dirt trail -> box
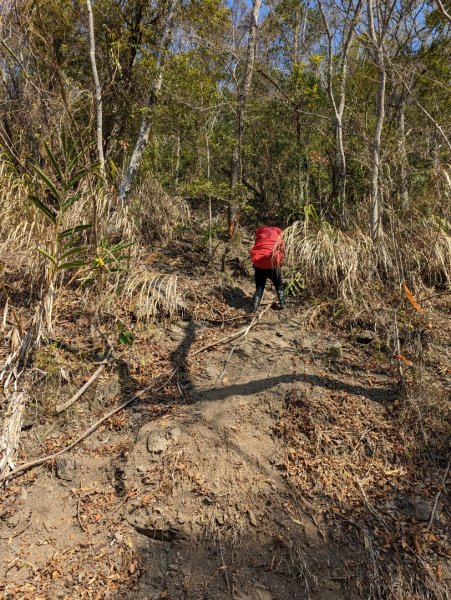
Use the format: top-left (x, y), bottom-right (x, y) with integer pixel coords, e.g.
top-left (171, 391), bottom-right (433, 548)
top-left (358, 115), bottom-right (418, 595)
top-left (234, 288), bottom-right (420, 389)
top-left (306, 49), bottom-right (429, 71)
top-left (1, 278), bottom-right (448, 599)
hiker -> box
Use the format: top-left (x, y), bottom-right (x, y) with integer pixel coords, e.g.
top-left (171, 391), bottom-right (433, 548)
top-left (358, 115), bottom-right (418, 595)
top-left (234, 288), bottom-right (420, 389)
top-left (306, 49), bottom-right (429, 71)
top-left (250, 225), bottom-right (285, 311)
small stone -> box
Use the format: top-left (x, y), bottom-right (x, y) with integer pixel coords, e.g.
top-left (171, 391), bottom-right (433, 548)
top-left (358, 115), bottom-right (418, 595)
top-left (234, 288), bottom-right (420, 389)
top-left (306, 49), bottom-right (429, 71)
top-left (216, 515), bottom-right (224, 526)
top-left (55, 456), bottom-right (77, 481)
top-left (324, 579), bottom-right (342, 591)
top-left (168, 326), bottom-right (185, 342)
top-left (236, 344), bottom-right (253, 358)
top-left (137, 465), bottom-right (147, 473)
top-left (398, 495), bottom-right (435, 522)
top-left (248, 510), bottom-right (258, 527)
top-left (177, 516), bottom-right (185, 524)
top-left (272, 337), bottom-right (290, 348)
top-left (414, 501), bottom-right (434, 522)
top-left (205, 365), bottom-right (220, 379)
top-left (254, 589), bottom-right (273, 600)
top-left (114, 531), bottom-right (123, 543)
top-left (296, 337), bottom-right (313, 351)
top-left (146, 431), bottom-right (169, 454)
top-left (169, 427), bottom-right (181, 441)
top-left (356, 330), bottom-right (376, 344)
top-left (167, 564), bottom-right (179, 571)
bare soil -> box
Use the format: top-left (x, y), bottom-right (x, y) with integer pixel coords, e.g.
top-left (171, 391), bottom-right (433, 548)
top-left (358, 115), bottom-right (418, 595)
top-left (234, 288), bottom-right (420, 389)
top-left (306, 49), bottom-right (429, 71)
top-left (0, 250), bottom-right (449, 599)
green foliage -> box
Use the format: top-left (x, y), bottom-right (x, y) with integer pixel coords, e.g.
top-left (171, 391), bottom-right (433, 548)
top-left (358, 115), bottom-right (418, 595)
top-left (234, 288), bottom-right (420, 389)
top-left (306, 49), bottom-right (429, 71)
top-left (284, 271), bottom-right (305, 297)
top-left (184, 179), bottom-right (229, 201)
top-left (28, 133), bottom-right (96, 274)
top-left (118, 329), bottom-right (135, 345)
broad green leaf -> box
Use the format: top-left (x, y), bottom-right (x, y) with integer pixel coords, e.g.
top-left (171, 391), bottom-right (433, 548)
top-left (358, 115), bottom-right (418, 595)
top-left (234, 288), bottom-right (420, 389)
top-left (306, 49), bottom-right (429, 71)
top-left (37, 247), bottom-right (57, 265)
top-left (62, 191), bottom-right (82, 212)
top-left (118, 330), bottom-right (134, 345)
top-left (29, 194), bottom-right (57, 224)
top-left (56, 260), bottom-right (87, 272)
top-left (110, 241), bottom-right (134, 252)
top-left (66, 168), bottom-right (89, 189)
top-left (66, 150), bottom-right (85, 176)
top-left (59, 246), bottom-right (87, 261)
top-left (58, 224), bottom-right (92, 239)
top-left (31, 164), bottom-right (61, 203)
top-left (43, 140), bottom-right (63, 181)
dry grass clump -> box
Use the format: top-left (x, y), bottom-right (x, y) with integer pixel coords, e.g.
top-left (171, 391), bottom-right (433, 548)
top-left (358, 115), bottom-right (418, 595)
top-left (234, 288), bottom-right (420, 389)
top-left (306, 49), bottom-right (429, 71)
top-left (0, 161), bottom-right (44, 272)
top-left (283, 220), bottom-right (379, 298)
top-left (400, 215), bottom-right (451, 289)
top-left (99, 267), bottom-right (183, 323)
top-left (130, 177), bottom-right (190, 242)
top-left (283, 214), bottom-right (450, 301)
top-left (123, 270), bottom-right (183, 322)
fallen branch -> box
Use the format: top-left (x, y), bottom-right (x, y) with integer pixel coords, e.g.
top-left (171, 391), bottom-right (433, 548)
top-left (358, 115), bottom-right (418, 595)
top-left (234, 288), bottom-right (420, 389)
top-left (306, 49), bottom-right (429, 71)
top-left (0, 370), bottom-right (176, 484)
top-left (55, 349), bottom-right (112, 414)
top-left (1, 305), bottom-right (272, 483)
top-left (191, 303), bottom-right (271, 357)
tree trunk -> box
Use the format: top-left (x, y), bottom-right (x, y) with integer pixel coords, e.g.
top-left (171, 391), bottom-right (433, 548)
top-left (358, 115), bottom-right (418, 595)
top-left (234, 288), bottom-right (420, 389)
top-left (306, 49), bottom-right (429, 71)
top-left (369, 58), bottom-right (386, 241)
top-left (367, 0), bottom-right (386, 241)
top-left (86, 0), bottom-right (105, 179)
top-left (398, 90), bottom-right (409, 208)
top-left (229, 0), bottom-right (263, 236)
top-left (318, 0), bottom-right (362, 216)
top-left (118, 0), bottom-right (178, 205)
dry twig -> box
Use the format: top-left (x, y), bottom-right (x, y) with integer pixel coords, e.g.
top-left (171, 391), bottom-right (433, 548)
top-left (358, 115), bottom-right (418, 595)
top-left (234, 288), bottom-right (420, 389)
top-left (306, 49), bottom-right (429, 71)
top-left (55, 349), bottom-right (112, 414)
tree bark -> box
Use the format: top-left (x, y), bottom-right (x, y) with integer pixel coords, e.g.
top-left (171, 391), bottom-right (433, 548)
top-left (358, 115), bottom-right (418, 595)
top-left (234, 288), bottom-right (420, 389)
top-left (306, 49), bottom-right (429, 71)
top-left (86, 0), bottom-right (105, 179)
top-left (367, 0), bottom-right (386, 241)
top-left (118, 0), bottom-right (178, 205)
top-left (318, 0), bottom-right (362, 215)
top-left (397, 88), bottom-right (409, 208)
top-left (229, 0), bottom-right (263, 236)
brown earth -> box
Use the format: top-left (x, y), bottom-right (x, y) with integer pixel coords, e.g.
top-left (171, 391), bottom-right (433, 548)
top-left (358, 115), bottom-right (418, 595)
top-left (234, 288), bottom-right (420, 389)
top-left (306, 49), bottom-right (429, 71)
top-left (0, 257), bottom-right (449, 599)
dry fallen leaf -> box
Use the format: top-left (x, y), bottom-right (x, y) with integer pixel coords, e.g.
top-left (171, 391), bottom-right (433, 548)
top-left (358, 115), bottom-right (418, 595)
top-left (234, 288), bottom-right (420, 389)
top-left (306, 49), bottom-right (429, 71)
top-left (394, 353), bottom-right (414, 367)
top-left (403, 282), bottom-right (424, 313)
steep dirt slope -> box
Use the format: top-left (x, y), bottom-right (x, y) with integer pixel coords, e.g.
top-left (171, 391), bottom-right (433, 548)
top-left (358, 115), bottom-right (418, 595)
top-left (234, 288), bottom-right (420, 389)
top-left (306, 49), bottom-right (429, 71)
top-left (0, 274), bottom-right (449, 600)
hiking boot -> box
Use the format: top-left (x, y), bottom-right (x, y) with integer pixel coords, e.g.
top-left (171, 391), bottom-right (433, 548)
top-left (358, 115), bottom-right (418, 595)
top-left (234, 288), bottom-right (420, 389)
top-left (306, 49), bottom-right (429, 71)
top-left (277, 288), bottom-right (285, 310)
top-left (252, 290), bottom-right (263, 312)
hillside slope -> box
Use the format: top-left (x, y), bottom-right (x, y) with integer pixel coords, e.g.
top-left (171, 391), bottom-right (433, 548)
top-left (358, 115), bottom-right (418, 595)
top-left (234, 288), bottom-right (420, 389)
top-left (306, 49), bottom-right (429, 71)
top-left (0, 247), bottom-right (449, 600)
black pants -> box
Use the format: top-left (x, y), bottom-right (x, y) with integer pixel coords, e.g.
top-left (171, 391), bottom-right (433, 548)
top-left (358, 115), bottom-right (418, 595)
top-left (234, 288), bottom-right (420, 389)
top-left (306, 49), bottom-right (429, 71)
top-left (254, 267), bottom-right (283, 294)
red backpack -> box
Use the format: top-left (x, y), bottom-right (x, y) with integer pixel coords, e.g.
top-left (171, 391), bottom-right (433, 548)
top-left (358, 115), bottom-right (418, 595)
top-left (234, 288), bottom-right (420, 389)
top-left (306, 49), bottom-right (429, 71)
top-left (250, 226), bottom-right (284, 269)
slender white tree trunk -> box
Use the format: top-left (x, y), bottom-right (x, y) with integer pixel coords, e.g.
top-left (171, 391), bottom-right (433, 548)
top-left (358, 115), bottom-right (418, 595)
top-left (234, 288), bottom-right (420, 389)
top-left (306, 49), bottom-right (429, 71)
top-left (119, 0), bottom-right (178, 205)
top-left (86, 0), bottom-right (105, 178)
top-left (367, 0), bottom-right (386, 241)
top-left (318, 0), bottom-right (362, 213)
top-left (398, 90), bottom-right (409, 208)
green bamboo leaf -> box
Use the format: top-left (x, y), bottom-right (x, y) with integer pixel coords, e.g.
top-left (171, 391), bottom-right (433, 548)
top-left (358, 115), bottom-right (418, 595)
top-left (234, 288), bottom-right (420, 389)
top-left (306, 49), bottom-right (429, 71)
top-left (113, 254), bottom-right (131, 262)
top-left (59, 246), bottom-right (87, 261)
top-left (43, 140), bottom-right (63, 181)
top-left (37, 247), bottom-right (57, 265)
top-left (58, 224), bottom-right (92, 239)
top-left (66, 150), bottom-right (84, 175)
top-left (66, 168), bottom-right (89, 190)
top-left (30, 164), bottom-right (61, 203)
top-left (62, 191), bottom-right (82, 212)
top-left (29, 194), bottom-right (57, 224)
top-left (56, 260), bottom-right (87, 272)
top-left (110, 241), bottom-right (134, 252)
